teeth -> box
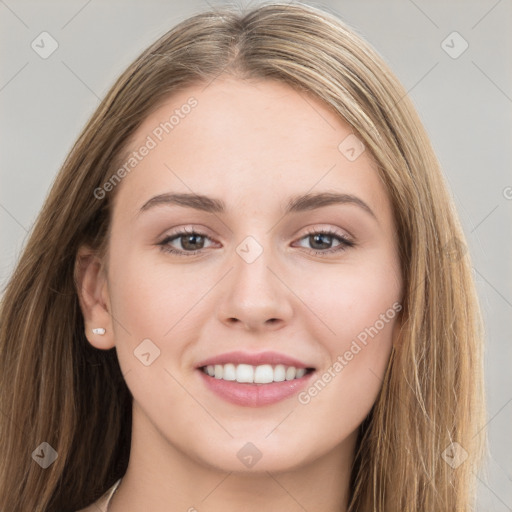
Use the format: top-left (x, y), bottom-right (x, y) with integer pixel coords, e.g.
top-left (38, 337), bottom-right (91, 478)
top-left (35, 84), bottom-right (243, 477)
top-left (296, 368), bottom-right (306, 378)
top-left (254, 364), bottom-right (273, 384)
top-left (223, 363), bottom-right (236, 381)
top-left (202, 363), bottom-right (310, 383)
top-left (274, 364), bottom-right (286, 382)
top-left (236, 364), bottom-right (254, 383)
top-left (285, 367), bottom-right (296, 380)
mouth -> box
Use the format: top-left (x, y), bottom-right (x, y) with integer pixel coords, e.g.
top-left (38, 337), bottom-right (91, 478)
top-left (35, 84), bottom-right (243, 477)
top-left (195, 351), bottom-right (316, 407)
top-left (199, 363), bottom-right (315, 384)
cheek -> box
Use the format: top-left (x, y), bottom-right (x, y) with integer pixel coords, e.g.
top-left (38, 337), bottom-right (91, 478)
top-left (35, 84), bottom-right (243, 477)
top-left (106, 247), bottom-right (193, 354)
top-left (109, 232), bottom-right (192, 306)
top-left (303, 255), bottom-right (401, 348)
top-left (296, 259), bottom-right (400, 406)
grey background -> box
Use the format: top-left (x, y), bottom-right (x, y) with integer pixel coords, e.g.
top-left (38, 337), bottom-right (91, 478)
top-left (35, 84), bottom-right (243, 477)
top-left (1, 0), bottom-right (511, 509)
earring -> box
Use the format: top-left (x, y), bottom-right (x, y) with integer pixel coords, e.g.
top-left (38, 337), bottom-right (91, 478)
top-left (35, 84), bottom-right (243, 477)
top-left (92, 327), bottom-right (106, 335)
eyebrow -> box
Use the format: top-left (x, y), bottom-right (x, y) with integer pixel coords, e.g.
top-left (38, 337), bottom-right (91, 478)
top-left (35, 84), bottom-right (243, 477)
top-left (138, 191), bottom-right (377, 220)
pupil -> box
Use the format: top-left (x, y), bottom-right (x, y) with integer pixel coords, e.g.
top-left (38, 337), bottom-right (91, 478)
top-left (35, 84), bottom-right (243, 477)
top-left (183, 234), bottom-right (203, 250)
top-left (311, 234), bottom-right (330, 250)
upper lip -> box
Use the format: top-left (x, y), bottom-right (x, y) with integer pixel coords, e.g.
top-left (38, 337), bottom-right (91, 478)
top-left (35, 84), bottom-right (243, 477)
top-left (196, 351), bottom-right (314, 369)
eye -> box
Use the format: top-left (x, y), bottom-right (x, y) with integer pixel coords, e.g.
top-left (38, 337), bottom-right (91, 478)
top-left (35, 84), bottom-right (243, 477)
top-left (157, 226), bottom-right (355, 257)
top-left (293, 227), bottom-right (355, 256)
top-left (157, 227), bottom-right (215, 256)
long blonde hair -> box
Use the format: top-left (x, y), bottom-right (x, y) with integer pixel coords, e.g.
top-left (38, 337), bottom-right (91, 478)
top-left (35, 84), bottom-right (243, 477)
top-left (0, 2), bottom-right (486, 510)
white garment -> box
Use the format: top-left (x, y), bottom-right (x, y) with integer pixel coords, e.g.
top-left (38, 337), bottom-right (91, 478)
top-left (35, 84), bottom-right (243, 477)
top-left (78, 479), bottom-right (122, 512)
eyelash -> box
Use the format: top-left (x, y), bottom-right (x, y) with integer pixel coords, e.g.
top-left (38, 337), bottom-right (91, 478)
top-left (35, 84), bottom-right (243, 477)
top-left (157, 226), bottom-right (355, 258)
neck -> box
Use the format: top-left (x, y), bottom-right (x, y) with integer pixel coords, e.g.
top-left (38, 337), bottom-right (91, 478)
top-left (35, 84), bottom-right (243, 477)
top-left (110, 402), bottom-right (357, 512)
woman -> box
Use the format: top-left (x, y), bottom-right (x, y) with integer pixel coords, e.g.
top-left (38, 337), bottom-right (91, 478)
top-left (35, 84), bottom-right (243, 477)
top-left (0, 2), bottom-right (486, 511)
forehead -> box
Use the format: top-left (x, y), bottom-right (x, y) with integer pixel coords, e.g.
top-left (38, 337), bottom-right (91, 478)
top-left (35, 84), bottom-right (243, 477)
top-left (111, 77), bottom-right (390, 222)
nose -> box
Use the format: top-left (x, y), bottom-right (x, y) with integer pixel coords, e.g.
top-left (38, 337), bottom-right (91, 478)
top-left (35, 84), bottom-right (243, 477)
top-left (215, 239), bottom-right (294, 332)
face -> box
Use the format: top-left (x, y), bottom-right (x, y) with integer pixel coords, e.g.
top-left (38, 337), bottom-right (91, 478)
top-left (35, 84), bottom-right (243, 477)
top-left (84, 76), bottom-right (403, 474)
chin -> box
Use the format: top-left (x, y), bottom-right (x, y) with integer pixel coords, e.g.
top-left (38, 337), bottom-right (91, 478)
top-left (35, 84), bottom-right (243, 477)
top-left (187, 434), bottom-right (316, 474)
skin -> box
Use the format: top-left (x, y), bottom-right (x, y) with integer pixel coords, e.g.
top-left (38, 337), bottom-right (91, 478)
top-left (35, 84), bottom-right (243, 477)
top-left (77, 76), bottom-right (403, 512)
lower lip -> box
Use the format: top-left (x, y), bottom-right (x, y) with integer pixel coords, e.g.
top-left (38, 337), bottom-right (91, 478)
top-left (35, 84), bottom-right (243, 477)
top-left (198, 369), bottom-right (315, 407)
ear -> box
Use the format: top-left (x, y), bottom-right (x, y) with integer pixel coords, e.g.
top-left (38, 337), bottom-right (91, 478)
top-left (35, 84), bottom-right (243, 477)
top-left (75, 245), bottom-right (115, 350)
